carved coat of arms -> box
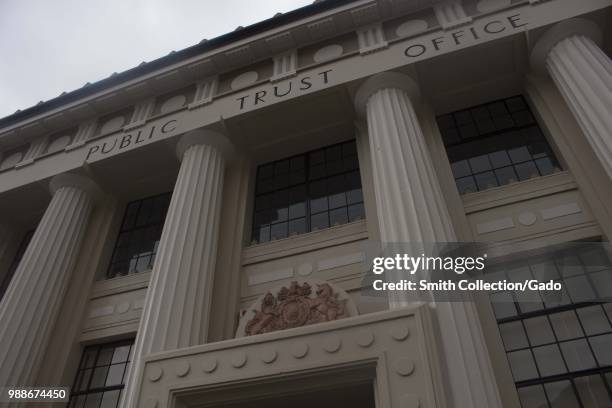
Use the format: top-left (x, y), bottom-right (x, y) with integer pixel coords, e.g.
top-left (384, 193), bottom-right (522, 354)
top-left (244, 281), bottom-right (348, 336)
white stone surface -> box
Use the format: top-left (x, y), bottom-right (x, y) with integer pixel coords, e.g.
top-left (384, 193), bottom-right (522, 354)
top-left (0, 174), bottom-right (96, 388)
top-left (355, 72), bottom-right (502, 408)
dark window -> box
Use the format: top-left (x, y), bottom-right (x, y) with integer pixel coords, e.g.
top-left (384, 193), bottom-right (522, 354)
top-left (0, 230), bottom-right (34, 300)
top-left (252, 140), bottom-right (365, 244)
top-left (107, 193), bottom-right (171, 278)
top-left (489, 246), bottom-right (612, 407)
top-left (69, 339), bottom-right (134, 408)
top-left (437, 96), bottom-right (562, 194)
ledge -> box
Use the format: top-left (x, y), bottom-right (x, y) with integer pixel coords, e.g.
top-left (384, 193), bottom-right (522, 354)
top-left (242, 219), bottom-right (368, 265)
top-left (90, 271), bottom-right (151, 299)
top-left (462, 171), bottom-right (576, 214)
top-left (136, 305), bottom-right (442, 408)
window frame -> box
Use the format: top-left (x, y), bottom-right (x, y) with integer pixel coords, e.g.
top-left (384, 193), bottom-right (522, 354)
top-left (69, 339), bottom-right (134, 408)
top-left (106, 192), bottom-right (171, 279)
top-left (250, 139), bottom-right (365, 244)
top-left (437, 95), bottom-right (562, 195)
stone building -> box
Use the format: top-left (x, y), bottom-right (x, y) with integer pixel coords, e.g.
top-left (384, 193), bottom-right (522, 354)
top-left (0, 0), bottom-right (611, 407)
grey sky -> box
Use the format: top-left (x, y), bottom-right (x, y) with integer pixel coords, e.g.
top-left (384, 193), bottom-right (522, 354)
top-left (0, 0), bottom-right (312, 119)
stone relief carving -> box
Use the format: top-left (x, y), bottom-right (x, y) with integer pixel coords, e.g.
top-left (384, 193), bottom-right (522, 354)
top-left (236, 280), bottom-right (357, 337)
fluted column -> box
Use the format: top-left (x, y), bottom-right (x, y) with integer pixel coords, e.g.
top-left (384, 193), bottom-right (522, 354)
top-left (0, 224), bottom-right (14, 297)
top-left (531, 18), bottom-right (612, 179)
top-left (0, 173), bottom-right (99, 388)
top-left (355, 72), bottom-right (502, 408)
top-left (0, 224), bottom-right (13, 269)
top-left (122, 129), bottom-right (233, 408)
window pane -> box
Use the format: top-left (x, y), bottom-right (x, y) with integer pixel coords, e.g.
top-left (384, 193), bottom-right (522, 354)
top-left (328, 193), bottom-right (346, 209)
top-left (494, 166), bottom-right (518, 185)
top-left (475, 172), bottom-right (498, 190)
top-left (97, 348), bottom-right (114, 366)
top-left (565, 276), bottom-right (597, 303)
top-left (310, 197), bottom-right (328, 214)
top-left (499, 321), bottom-right (528, 351)
top-left (90, 366), bottom-right (109, 388)
top-left (575, 375), bottom-right (612, 408)
top-left (451, 160), bottom-right (471, 178)
top-left (288, 218), bottom-right (307, 236)
top-left (105, 364), bottom-right (125, 386)
top-left (469, 155), bottom-right (491, 173)
top-left (550, 311), bottom-right (583, 341)
top-left (329, 208), bottom-right (348, 226)
top-left (560, 339), bottom-right (596, 371)
top-left (544, 381), bottom-right (579, 408)
top-left (524, 316), bottom-right (555, 346)
top-left (100, 390), bottom-right (121, 408)
top-left (270, 223), bottom-right (288, 240)
top-left (518, 385), bottom-right (548, 408)
top-left (84, 393), bottom-right (103, 408)
top-left (311, 213), bottom-right (329, 231)
top-left (507, 349), bottom-right (538, 382)
top-left (348, 203), bottom-right (365, 222)
top-left (347, 189), bottom-right (363, 205)
top-left (456, 176), bottom-right (477, 194)
top-left (515, 161), bottom-right (539, 181)
top-left (288, 202), bottom-right (306, 219)
top-left (590, 270), bottom-right (612, 298)
top-left (490, 292), bottom-right (517, 319)
top-left (577, 306), bottom-right (610, 335)
top-left (589, 334), bottom-right (612, 366)
top-left (533, 344), bottom-right (566, 376)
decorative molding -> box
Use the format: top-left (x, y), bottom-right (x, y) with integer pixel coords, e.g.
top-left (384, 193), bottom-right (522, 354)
top-left (356, 24), bottom-right (388, 54)
top-left (317, 252), bottom-right (365, 271)
top-left (349, 3), bottom-right (380, 26)
top-left (65, 119), bottom-right (97, 151)
top-left (230, 71), bottom-right (259, 90)
top-left (188, 76), bottom-right (219, 109)
top-left (540, 202), bottom-right (582, 220)
top-left (434, 1), bottom-right (472, 30)
top-left (125, 98), bottom-right (155, 130)
top-left (395, 19), bottom-right (428, 38)
top-left (247, 267), bottom-right (294, 286)
top-left (271, 50), bottom-right (298, 82)
top-left (236, 279), bottom-right (357, 337)
top-left (313, 44), bottom-right (344, 63)
top-left (16, 136), bottom-right (49, 167)
top-left (307, 18), bottom-right (336, 40)
top-left (138, 308), bottom-right (434, 408)
top-left (476, 218), bottom-right (515, 234)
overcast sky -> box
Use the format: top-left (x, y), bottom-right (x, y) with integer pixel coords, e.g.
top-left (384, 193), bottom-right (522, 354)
top-left (0, 0), bottom-right (312, 119)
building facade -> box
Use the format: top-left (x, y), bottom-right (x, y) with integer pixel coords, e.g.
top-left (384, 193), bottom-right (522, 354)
top-left (0, 0), bottom-right (611, 407)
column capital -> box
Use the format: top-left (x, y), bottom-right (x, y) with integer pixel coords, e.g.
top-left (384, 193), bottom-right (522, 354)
top-left (49, 173), bottom-right (102, 201)
top-left (354, 71), bottom-right (420, 116)
top-left (530, 18), bottom-right (602, 74)
top-left (176, 129), bottom-right (235, 161)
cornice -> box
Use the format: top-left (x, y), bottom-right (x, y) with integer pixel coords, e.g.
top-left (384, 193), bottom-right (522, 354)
top-left (0, 0), bottom-right (443, 140)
